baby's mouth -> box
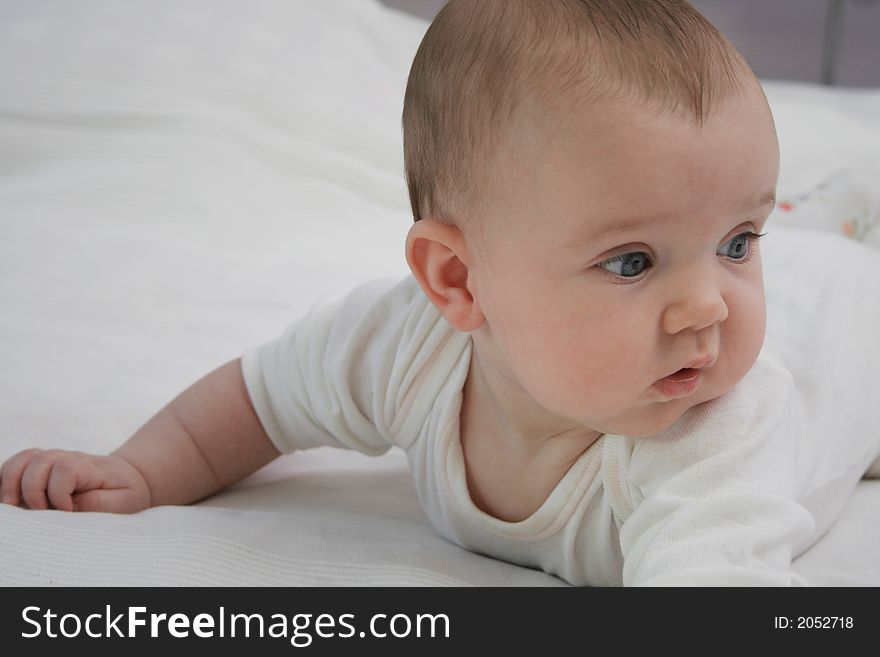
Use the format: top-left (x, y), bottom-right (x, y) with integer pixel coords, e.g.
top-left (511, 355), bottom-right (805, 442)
top-left (653, 367), bottom-right (704, 399)
top-left (661, 367), bottom-right (702, 382)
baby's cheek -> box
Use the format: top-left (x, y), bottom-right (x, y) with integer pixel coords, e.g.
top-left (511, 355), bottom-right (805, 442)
top-left (517, 302), bottom-right (642, 404)
top-left (717, 293), bottom-right (766, 390)
top-left (730, 284), bottom-right (766, 348)
top-left (550, 338), bottom-right (633, 398)
top-left (730, 325), bottom-right (765, 383)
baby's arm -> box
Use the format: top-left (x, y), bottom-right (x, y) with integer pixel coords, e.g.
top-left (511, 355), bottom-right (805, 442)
top-left (0, 359), bottom-right (280, 513)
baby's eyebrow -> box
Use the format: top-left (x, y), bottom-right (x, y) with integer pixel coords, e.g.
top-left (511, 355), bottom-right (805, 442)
top-left (576, 214), bottom-right (675, 246)
top-left (760, 190), bottom-right (777, 211)
top-left (565, 190), bottom-right (777, 249)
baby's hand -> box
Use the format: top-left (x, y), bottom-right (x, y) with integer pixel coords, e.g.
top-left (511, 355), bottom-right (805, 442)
top-left (0, 449), bottom-right (151, 513)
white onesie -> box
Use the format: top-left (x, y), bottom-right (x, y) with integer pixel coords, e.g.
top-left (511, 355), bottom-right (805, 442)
top-left (241, 240), bottom-right (880, 585)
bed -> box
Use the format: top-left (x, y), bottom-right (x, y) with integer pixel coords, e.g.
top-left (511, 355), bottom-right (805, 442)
top-left (1, 0), bottom-right (878, 586)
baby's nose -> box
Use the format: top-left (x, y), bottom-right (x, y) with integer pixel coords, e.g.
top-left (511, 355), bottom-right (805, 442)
top-left (661, 287), bottom-right (729, 334)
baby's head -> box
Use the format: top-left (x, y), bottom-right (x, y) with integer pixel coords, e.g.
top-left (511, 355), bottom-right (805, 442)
top-left (403, 0), bottom-right (779, 438)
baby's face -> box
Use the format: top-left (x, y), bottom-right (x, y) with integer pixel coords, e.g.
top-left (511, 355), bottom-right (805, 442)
top-left (468, 86), bottom-right (779, 437)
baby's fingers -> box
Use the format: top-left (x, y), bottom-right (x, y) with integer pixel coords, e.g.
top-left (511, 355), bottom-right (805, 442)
top-left (46, 455), bottom-right (101, 512)
top-left (19, 451), bottom-right (65, 510)
top-left (0, 448), bottom-right (43, 507)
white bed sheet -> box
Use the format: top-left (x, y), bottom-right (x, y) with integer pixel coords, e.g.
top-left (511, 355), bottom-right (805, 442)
top-left (1, 0), bottom-right (878, 586)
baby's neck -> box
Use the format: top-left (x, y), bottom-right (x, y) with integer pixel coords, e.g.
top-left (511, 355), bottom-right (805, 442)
top-left (464, 346), bottom-right (602, 464)
top-left (458, 346), bottom-right (602, 522)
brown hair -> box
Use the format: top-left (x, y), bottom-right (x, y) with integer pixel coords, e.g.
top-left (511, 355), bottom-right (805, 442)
top-left (401, 0), bottom-right (756, 233)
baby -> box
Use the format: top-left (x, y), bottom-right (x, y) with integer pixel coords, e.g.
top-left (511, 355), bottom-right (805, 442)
top-left (2, 0), bottom-right (880, 586)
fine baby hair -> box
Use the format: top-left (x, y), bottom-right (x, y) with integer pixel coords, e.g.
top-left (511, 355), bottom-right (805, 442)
top-left (402, 0), bottom-right (755, 234)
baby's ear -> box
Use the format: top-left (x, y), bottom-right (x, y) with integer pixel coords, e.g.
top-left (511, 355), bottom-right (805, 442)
top-left (405, 219), bottom-right (484, 331)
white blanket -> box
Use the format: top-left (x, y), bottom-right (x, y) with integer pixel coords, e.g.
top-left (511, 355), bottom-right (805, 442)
top-left (1, 0), bottom-right (878, 586)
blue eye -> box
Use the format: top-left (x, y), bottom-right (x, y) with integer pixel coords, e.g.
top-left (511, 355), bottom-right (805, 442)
top-left (718, 231), bottom-right (764, 260)
top-left (598, 251), bottom-right (651, 278)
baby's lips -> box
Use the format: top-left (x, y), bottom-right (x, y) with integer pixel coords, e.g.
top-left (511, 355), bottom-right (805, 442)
top-left (661, 368), bottom-right (701, 382)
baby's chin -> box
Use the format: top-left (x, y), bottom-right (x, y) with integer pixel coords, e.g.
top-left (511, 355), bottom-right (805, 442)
top-left (604, 392), bottom-right (722, 439)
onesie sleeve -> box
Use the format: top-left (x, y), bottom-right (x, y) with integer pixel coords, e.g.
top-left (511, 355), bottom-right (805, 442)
top-left (614, 348), bottom-right (816, 586)
top-left (239, 276), bottom-right (426, 456)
